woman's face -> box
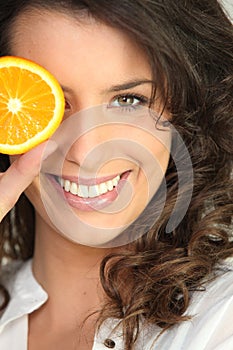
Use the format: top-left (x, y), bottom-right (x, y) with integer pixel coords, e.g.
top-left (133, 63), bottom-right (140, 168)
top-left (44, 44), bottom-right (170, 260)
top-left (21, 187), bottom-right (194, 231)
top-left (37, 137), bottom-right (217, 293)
top-left (10, 9), bottom-right (171, 247)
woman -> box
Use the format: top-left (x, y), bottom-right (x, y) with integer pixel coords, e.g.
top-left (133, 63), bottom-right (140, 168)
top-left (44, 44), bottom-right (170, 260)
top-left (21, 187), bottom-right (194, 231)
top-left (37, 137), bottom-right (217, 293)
top-left (0, 0), bottom-right (232, 349)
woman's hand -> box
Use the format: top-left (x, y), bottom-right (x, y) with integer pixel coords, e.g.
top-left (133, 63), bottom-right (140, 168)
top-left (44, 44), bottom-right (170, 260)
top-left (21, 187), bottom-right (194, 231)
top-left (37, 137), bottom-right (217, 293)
top-left (0, 141), bottom-right (56, 222)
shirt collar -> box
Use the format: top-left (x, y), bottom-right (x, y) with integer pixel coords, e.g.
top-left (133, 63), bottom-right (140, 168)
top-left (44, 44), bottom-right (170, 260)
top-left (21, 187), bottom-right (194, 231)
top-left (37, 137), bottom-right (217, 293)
top-left (0, 260), bottom-right (48, 331)
top-left (0, 260), bottom-right (159, 348)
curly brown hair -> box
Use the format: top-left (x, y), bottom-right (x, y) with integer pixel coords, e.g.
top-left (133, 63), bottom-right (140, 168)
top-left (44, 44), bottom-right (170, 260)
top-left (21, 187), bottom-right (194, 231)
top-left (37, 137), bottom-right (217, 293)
top-left (0, 1), bottom-right (232, 349)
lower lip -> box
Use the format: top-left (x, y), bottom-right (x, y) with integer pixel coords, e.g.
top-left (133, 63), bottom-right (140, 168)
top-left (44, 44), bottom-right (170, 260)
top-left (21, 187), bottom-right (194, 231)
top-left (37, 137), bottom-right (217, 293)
top-left (47, 172), bottom-right (130, 212)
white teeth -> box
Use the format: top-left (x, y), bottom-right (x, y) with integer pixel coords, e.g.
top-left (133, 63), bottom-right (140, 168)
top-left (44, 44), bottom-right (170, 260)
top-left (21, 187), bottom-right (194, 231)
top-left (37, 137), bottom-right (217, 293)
top-left (112, 175), bottom-right (120, 186)
top-left (79, 184), bottom-right (89, 198)
top-left (88, 185), bottom-right (99, 198)
top-left (59, 178), bottom-right (64, 187)
top-left (58, 175), bottom-right (121, 198)
top-left (98, 182), bottom-right (108, 195)
top-left (77, 186), bottom-right (83, 197)
top-left (106, 180), bottom-right (114, 191)
top-left (64, 180), bottom-right (71, 192)
top-left (70, 182), bottom-right (78, 195)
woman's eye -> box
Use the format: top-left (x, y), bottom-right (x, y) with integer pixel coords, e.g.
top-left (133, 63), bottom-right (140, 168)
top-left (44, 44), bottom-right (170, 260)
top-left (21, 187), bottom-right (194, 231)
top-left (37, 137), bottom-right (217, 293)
top-left (110, 94), bottom-right (148, 109)
top-left (114, 96), bottom-right (139, 107)
top-left (65, 99), bottom-right (71, 110)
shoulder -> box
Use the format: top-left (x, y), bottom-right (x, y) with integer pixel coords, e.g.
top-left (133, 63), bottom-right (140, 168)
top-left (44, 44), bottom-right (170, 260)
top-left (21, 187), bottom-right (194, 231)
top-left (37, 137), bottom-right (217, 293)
top-left (189, 262), bottom-right (233, 326)
top-left (152, 261), bottom-right (233, 350)
top-left (0, 260), bottom-right (25, 285)
top-left (0, 260), bottom-right (26, 320)
top-left (0, 258), bottom-right (46, 300)
top-left (0, 259), bottom-right (47, 332)
top-left (0, 260), bottom-right (26, 301)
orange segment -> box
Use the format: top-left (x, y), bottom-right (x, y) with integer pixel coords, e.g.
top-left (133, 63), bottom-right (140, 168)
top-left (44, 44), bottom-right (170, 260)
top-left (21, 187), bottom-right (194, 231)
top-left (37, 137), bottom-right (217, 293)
top-left (0, 56), bottom-right (65, 154)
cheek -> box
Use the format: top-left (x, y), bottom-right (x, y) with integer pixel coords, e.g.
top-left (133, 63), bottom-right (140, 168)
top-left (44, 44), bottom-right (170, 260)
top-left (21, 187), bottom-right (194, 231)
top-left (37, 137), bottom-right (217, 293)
top-left (139, 137), bottom-right (171, 176)
top-left (138, 140), bottom-right (170, 205)
top-left (156, 145), bottom-right (170, 173)
top-left (140, 146), bottom-right (170, 198)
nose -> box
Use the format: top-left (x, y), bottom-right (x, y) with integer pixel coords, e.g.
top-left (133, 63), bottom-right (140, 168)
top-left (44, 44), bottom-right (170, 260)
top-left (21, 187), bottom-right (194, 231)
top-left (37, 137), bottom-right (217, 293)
top-left (67, 128), bottom-right (103, 165)
top-left (62, 106), bottom-right (115, 173)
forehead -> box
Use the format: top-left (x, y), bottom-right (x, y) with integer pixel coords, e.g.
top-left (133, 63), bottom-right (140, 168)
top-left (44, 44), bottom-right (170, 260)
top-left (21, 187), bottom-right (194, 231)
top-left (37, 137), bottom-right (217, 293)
top-left (10, 8), bottom-right (151, 69)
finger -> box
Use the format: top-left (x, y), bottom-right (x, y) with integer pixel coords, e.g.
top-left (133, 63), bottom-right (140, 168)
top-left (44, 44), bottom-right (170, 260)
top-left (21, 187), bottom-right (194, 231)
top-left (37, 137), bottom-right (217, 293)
top-left (0, 140), bottom-right (57, 221)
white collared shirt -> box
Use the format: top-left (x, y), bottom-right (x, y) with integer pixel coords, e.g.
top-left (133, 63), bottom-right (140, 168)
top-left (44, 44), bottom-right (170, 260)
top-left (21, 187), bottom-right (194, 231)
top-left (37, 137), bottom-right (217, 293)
top-left (1, 259), bottom-right (233, 349)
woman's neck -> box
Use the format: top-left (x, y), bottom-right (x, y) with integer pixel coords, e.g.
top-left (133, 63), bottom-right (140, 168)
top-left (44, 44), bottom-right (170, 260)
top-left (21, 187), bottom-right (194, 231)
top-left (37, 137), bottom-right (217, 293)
top-left (31, 213), bottom-right (112, 329)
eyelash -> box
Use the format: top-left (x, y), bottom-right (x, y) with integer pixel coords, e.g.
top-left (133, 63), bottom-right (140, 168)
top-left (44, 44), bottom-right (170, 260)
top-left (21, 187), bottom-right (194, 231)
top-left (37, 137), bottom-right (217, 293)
top-left (109, 93), bottom-right (150, 112)
top-left (64, 93), bottom-right (150, 112)
top-left (65, 99), bottom-right (71, 110)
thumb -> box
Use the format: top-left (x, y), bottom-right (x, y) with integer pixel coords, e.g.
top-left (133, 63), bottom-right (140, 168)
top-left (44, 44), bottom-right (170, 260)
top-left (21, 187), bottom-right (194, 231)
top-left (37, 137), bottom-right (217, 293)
top-left (0, 140), bottom-right (57, 221)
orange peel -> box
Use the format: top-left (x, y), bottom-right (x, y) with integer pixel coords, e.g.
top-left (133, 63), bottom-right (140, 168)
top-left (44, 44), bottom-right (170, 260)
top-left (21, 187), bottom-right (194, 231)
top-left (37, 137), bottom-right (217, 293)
top-left (0, 56), bottom-right (64, 154)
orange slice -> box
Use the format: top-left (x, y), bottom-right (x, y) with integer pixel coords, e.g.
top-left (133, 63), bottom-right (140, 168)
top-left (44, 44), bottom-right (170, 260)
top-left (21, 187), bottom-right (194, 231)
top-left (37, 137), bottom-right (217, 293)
top-left (0, 56), bottom-right (65, 155)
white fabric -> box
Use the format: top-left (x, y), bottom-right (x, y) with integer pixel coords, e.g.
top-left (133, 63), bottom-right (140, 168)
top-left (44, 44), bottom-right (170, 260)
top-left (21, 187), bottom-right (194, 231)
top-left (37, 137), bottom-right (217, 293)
top-left (221, 0), bottom-right (233, 21)
top-left (1, 259), bottom-right (233, 349)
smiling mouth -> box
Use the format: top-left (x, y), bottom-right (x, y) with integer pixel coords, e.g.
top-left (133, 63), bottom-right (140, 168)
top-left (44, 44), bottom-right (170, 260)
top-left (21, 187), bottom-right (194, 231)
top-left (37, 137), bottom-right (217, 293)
top-left (45, 171), bottom-right (131, 212)
top-left (55, 174), bottom-right (121, 198)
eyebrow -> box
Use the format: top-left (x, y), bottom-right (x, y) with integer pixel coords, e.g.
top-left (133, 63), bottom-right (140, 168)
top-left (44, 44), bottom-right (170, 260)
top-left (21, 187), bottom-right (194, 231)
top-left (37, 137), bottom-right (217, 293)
top-left (60, 79), bottom-right (154, 95)
top-left (60, 85), bottom-right (74, 93)
top-left (105, 79), bottom-right (154, 93)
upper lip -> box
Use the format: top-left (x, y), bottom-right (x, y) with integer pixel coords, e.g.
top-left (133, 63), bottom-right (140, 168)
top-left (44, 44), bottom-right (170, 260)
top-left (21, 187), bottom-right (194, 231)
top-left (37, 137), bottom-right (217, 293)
top-left (51, 171), bottom-right (129, 186)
